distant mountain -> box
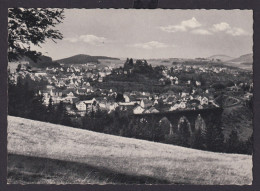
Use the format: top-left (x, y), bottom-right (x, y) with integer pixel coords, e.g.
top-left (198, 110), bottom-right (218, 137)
top-left (207, 55), bottom-right (234, 62)
top-left (55, 54), bottom-right (120, 64)
top-left (228, 53), bottom-right (253, 63)
top-left (18, 55), bottom-right (60, 68)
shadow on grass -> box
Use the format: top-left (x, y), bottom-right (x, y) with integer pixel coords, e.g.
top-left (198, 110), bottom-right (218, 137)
top-left (8, 153), bottom-right (172, 184)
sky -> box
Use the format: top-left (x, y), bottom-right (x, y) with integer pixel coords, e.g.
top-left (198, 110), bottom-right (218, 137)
top-left (33, 9), bottom-right (253, 60)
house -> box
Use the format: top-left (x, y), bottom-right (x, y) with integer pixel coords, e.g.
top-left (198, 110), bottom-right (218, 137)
top-left (173, 76), bottom-right (178, 81)
top-left (98, 77), bottom-right (103, 82)
top-left (99, 100), bottom-right (108, 110)
top-left (133, 105), bottom-right (145, 114)
top-left (99, 72), bottom-right (106, 77)
top-left (181, 92), bottom-right (188, 98)
top-left (200, 97), bottom-right (209, 105)
top-left (50, 89), bottom-right (62, 97)
top-left (153, 99), bottom-right (159, 105)
top-left (67, 92), bottom-right (75, 97)
top-left (140, 99), bottom-right (153, 108)
top-left (76, 101), bottom-right (87, 111)
top-left (76, 89), bottom-right (86, 95)
top-left (196, 81), bottom-right (201, 86)
top-left (63, 96), bottom-right (79, 104)
top-left (169, 104), bottom-right (179, 111)
top-left (107, 102), bottom-right (119, 112)
top-left (179, 101), bottom-right (186, 109)
top-left (123, 93), bottom-right (131, 103)
top-left (144, 107), bottom-right (159, 114)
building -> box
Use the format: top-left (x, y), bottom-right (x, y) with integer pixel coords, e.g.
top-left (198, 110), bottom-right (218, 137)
top-left (76, 101), bottom-right (87, 111)
top-left (133, 106), bottom-right (145, 114)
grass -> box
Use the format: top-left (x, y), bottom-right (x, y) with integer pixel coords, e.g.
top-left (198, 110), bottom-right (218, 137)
top-left (8, 154), bottom-right (169, 184)
top-left (7, 116), bottom-right (252, 184)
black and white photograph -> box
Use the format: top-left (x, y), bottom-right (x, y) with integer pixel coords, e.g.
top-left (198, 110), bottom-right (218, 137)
top-left (7, 8), bottom-right (253, 185)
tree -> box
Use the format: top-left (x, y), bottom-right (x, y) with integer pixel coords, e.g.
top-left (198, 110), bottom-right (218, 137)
top-left (178, 118), bottom-right (191, 147)
top-left (46, 96), bottom-right (55, 122)
top-left (205, 113), bottom-right (225, 152)
top-left (226, 129), bottom-right (240, 153)
top-left (55, 101), bottom-right (72, 126)
top-left (191, 128), bottom-right (205, 150)
top-left (115, 93), bottom-right (125, 102)
top-left (8, 8), bottom-right (64, 62)
top-left (16, 64), bottom-right (21, 72)
top-left (246, 134), bottom-right (253, 154)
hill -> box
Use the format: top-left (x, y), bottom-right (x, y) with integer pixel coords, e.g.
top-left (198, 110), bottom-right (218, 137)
top-left (228, 53), bottom-right (253, 63)
top-left (55, 54), bottom-right (120, 64)
top-left (7, 116), bottom-right (252, 184)
top-left (208, 55), bottom-right (234, 62)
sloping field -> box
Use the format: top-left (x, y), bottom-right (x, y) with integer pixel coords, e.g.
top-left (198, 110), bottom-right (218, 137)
top-left (7, 116), bottom-right (252, 185)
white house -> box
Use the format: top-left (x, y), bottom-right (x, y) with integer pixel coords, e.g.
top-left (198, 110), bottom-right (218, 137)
top-left (133, 106), bottom-right (145, 114)
top-left (179, 101), bottom-right (186, 109)
top-left (67, 92), bottom-right (75, 97)
top-left (123, 93), bottom-right (131, 103)
top-left (200, 97), bottom-right (209, 105)
top-left (196, 81), bottom-right (201, 86)
top-left (144, 107), bottom-right (159, 114)
top-left (169, 104), bottom-right (179, 111)
top-left (76, 101), bottom-right (87, 111)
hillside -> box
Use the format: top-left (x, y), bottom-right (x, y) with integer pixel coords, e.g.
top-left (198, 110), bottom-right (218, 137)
top-left (55, 54), bottom-right (120, 64)
top-left (228, 53), bottom-right (253, 63)
top-left (208, 55), bottom-right (234, 62)
top-left (7, 116), bottom-right (252, 184)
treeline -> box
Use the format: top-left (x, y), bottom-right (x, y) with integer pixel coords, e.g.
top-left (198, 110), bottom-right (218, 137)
top-left (8, 76), bottom-right (72, 126)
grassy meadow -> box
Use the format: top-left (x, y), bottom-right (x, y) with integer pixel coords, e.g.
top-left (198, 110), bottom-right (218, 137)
top-left (7, 116), bottom-right (252, 184)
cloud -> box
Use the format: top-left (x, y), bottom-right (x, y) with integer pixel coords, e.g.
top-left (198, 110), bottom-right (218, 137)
top-left (211, 22), bottom-right (249, 36)
top-left (63, 37), bottom-right (78, 43)
top-left (129, 41), bottom-right (175, 49)
top-left (226, 27), bottom-right (249, 36)
top-left (160, 17), bottom-right (201, 33)
top-left (191, 29), bottom-right (213, 35)
top-left (160, 19), bottom-right (250, 37)
top-left (79, 34), bottom-right (106, 45)
top-left (64, 34), bottom-right (107, 45)
top-left (212, 22), bottom-right (231, 32)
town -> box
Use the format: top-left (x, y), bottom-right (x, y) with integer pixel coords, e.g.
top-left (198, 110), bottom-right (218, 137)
top-left (8, 58), bottom-right (253, 117)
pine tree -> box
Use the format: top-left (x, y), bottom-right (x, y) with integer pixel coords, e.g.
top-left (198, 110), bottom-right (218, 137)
top-left (47, 96), bottom-right (55, 122)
